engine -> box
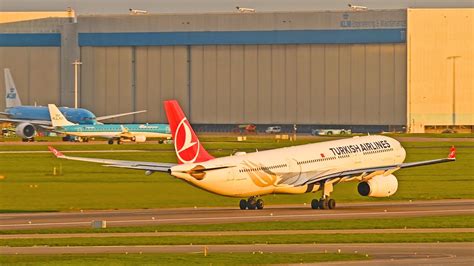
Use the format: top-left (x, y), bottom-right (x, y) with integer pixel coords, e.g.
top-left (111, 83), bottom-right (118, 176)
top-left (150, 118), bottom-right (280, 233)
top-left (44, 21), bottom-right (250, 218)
top-left (357, 174), bottom-right (398, 198)
top-left (132, 135), bottom-right (147, 143)
top-left (15, 123), bottom-right (36, 139)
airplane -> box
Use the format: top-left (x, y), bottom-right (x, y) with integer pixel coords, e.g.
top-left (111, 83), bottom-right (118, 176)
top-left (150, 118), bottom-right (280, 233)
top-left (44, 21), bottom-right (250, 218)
top-left (236, 6), bottom-right (256, 13)
top-left (1, 68), bottom-right (146, 140)
top-left (48, 100), bottom-right (456, 210)
top-left (348, 4), bottom-right (368, 11)
top-left (48, 104), bottom-right (171, 144)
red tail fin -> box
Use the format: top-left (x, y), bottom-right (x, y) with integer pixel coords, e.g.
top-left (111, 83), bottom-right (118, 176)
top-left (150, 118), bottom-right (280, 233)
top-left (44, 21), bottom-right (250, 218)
top-left (164, 100), bottom-right (214, 164)
top-left (448, 146), bottom-right (456, 159)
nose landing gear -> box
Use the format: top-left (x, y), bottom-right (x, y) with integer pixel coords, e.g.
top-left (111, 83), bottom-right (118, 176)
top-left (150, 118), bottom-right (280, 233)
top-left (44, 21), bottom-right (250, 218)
top-left (239, 196), bottom-right (264, 210)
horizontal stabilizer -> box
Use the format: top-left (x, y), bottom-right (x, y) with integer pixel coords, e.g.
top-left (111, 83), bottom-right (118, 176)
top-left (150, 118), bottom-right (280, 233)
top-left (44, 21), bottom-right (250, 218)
top-left (96, 110), bottom-right (147, 121)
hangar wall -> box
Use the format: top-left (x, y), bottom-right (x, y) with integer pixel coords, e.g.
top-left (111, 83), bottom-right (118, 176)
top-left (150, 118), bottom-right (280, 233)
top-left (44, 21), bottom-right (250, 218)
top-left (75, 10), bottom-right (407, 125)
top-left (190, 44), bottom-right (406, 125)
top-left (0, 47), bottom-right (60, 111)
top-left (407, 8), bottom-right (474, 132)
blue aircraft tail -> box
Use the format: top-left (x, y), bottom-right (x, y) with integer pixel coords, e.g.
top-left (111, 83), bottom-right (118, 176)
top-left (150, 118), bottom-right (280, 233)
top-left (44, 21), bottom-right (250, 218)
top-left (4, 68), bottom-right (22, 108)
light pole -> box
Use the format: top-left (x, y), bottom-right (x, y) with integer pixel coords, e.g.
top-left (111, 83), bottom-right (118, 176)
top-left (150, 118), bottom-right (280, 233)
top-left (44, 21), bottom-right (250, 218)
top-left (72, 59), bottom-right (82, 109)
top-left (447, 56), bottom-right (460, 127)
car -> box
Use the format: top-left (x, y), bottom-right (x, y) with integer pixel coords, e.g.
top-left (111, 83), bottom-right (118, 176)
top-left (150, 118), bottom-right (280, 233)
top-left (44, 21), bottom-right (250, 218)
top-left (311, 129), bottom-right (351, 136)
top-left (265, 126), bottom-right (281, 134)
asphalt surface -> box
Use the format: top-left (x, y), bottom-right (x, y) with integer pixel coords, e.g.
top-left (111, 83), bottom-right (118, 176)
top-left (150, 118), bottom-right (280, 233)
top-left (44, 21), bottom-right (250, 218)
top-left (1, 243), bottom-right (473, 265)
top-left (1, 199), bottom-right (473, 230)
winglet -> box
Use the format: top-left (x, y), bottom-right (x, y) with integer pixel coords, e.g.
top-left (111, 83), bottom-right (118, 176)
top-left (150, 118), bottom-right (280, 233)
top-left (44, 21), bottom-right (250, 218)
top-left (48, 146), bottom-right (64, 158)
top-left (448, 146), bottom-right (456, 159)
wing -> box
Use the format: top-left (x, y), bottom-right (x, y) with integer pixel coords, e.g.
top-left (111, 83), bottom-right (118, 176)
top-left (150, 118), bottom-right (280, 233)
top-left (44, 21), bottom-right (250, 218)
top-left (96, 110), bottom-right (147, 122)
top-left (282, 147), bottom-right (457, 187)
top-left (0, 117), bottom-right (52, 126)
top-left (0, 111), bottom-right (10, 116)
top-left (48, 146), bottom-right (175, 173)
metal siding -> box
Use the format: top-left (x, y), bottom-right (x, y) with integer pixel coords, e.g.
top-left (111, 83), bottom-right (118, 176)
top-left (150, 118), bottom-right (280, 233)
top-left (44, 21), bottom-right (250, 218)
top-left (29, 48), bottom-right (60, 106)
top-left (243, 45), bottom-right (258, 122)
top-left (271, 45), bottom-right (286, 123)
top-left (173, 46), bottom-right (189, 116)
top-left (202, 46), bottom-right (218, 123)
top-left (324, 45), bottom-right (339, 124)
top-left (284, 45), bottom-right (297, 123)
top-left (296, 45), bottom-right (311, 124)
top-left (216, 45), bottom-right (231, 123)
top-left (146, 47), bottom-right (163, 122)
top-left (309, 45), bottom-right (326, 123)
top-left (350, 45), bottom-right (366, 124)
top-left (230, 45), bottom-right (244, 123)
top-left (105, 47), bottom-right (120, 122)
top-left (380, 44), bottom-right (396, 124)
top-left (338, 45), bottom-right (351, 124)
top-left (80, 46), bottom-right (95, 112)
top-left (364, 45), bottom-right (381, 124)
top-left (93, 47), bottom-right (107, 116)
top-left (135, 47), bottom-right (149, 122)
top-left (118, 47), bottom-right (133, 123)
top-left (394, 44), bottom-right (407, 125)
top-left (190, 46), bottom-right (204, 122)
top-left (160, 46), bottom-right (175, 122)
top-left (78, 29), bottom-right (406, 46)
top-left (257, 45), bottom-right (272, 123)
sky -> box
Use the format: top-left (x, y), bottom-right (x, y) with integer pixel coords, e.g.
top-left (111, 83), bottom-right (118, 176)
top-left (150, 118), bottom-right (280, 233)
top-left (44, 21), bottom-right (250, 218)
top-left (1, 0), bottom-right (473, 15)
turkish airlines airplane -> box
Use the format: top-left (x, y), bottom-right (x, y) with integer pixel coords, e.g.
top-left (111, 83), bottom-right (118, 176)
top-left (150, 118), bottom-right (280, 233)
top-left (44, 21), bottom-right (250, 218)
top-left (49, 100), bottom-right (456, 210)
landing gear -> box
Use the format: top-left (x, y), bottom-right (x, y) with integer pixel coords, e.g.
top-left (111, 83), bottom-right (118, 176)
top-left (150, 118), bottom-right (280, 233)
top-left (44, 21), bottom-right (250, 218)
top-left (239, 197), bottom-right (264, 210)
top-left (108, 139), bottom-right (114, 145)
top-left (311, 198), bottom-right (336, 210)
top-left (311, 181), bottom-right (337, 210)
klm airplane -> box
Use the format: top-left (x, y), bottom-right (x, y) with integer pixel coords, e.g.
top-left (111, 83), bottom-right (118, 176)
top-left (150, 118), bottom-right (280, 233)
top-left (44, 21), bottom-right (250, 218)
top-left (49, 104), bottom-right (171, 144)
top-left (0, 68), bottom-right (146, 140)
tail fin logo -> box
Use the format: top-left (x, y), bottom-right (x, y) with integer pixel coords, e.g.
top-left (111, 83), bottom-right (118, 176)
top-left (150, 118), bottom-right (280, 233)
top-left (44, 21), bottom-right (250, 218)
top-left (6, 88), bottom-right (16, 99)
top-left (175, 118), bottom-right (200, 164)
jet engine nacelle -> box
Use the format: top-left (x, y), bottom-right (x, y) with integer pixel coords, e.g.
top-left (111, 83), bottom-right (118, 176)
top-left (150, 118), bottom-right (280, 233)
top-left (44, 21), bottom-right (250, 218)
top-left (357, 174), bottom-right (398, 198)
top-left (15, 123), bottom-right (36, 139)
top-left (132, 135), bottom-right (147, 143)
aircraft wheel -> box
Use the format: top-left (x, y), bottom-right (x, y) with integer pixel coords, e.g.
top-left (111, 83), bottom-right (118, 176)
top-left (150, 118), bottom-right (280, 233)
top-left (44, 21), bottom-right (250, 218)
top-left (256, 199), bottom-right (264, 209)
top-left (239, 199), bottom-right (247, 210)
top-left (319, 199), bottom-right (329, 210)
top-left (108, 139), bottom-right (114, 145)
top-left (247, 197), bottom-right (257, 210)
top-left (117, 139), bottom-right (122, 145)
top-left (158, 140), bottom-right (164, 144)
top-left (311, 199), bottom-right (320, 209)
top-left (328, 199), bottom-right (336, 209)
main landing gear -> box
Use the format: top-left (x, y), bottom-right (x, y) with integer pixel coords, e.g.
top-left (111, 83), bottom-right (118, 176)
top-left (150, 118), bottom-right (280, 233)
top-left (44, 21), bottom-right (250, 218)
top-left (311, 180), bottom-right (337, 210)
top-left (311, 198), bottom-right (336, 210)
top-left (239, 196), bottom-right (264, 210)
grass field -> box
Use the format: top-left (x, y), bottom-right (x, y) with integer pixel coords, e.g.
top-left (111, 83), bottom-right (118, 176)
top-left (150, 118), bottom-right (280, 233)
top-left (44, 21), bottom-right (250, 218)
top-left (0, 137), bottom-right (473, 212)
top-left (2, 232), bottom-right (473, 247)
top-left (0, 253), bottom-right (368, 265)
top-left (1, 215), bottom-right (472, 235)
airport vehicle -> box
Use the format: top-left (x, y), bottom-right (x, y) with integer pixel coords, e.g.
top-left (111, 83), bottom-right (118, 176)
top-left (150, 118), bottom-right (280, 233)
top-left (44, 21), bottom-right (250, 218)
top-left (348, 4), bottom-right (368, 11)
top-left (265, 126), bottom-right (282, 134)
top-left (311, 129), bottom-right (351, 136)
top-left (49, 100), bottom-right (456, 210)
top-left (0, 68), bottom-right (146, 140)
top-left (48, 104), bottom-right (171, 144)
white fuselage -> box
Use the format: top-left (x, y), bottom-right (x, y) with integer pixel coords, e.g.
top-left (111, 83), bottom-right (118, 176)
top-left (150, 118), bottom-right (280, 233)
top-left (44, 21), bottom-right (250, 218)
top-left (171, 135), bottom-right (406, 197)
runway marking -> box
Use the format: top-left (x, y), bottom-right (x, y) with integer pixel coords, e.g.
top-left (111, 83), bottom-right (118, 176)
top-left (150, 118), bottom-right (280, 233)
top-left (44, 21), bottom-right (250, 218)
top-left (0, 209), bottom-right (471, 229)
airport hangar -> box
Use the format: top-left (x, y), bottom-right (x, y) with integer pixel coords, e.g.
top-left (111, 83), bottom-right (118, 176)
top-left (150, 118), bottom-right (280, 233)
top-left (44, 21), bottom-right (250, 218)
top-left (0, 9), bottom-right (472, 133)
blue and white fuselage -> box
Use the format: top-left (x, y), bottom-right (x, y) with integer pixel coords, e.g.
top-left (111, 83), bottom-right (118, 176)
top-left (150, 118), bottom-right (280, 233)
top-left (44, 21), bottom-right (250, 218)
top-left (56, 123), bottom-right (171, 139)
top-left (5, 106), bottom-right (97, 125)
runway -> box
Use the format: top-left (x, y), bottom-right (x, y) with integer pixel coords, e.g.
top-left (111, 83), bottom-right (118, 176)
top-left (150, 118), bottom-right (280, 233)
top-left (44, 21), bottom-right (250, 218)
top-left (1, 243), bottom-right (473, 265)
top-left (1, 199), bottom-right (473, 230)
